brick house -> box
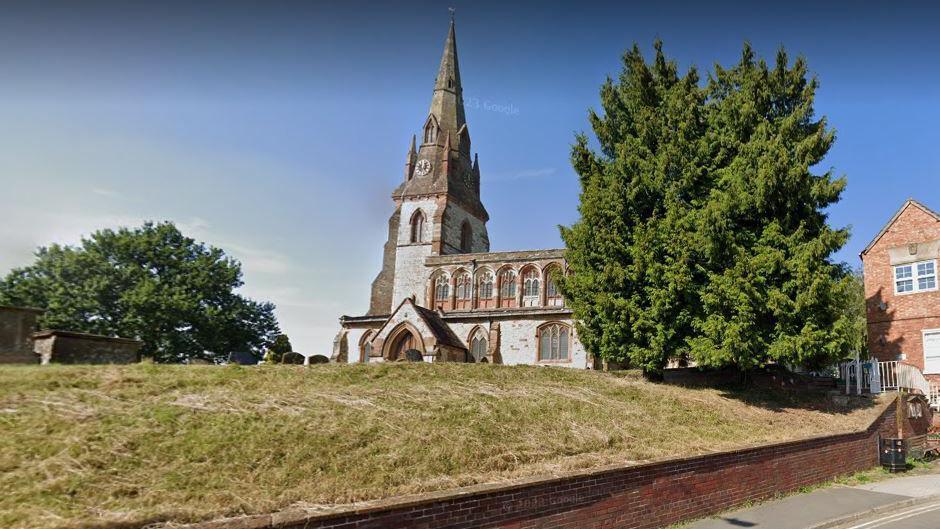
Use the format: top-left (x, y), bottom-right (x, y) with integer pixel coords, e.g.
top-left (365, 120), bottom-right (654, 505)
top-left (861, 199), bottom-right (940, 383)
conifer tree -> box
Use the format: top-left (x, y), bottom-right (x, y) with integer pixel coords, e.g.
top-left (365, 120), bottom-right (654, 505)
top-left (561, 43), bottom-right (855, 372)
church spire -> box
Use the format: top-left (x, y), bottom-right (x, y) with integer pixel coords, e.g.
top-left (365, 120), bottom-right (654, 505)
top-left (427, 18), bottom-right (465, 139)
top-left (404, 134), bottom-right (417, 180)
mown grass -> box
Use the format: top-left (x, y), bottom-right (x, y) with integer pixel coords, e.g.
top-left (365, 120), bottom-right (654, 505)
top-left (0, 363), bottom-right (883, 529)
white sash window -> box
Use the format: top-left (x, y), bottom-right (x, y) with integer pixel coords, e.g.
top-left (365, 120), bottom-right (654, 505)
top-left (894, 259), bottom-right (936, 294)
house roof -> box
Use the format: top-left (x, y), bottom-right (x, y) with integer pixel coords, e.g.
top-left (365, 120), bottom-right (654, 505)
top-left (860, 198), bottom-right (940, 258)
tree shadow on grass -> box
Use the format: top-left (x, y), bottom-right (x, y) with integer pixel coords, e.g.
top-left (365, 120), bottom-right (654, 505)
top-left (716, 384), bottom-right (878, 415)
top-left (661, 365), bottom-right (879, 415)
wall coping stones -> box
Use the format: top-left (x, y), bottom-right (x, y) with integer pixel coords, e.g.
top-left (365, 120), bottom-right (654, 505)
top-left (32, 329), bottom-right (142, 345)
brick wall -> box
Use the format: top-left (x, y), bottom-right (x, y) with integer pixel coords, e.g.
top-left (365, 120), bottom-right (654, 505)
top-left (184, 398), bottom-right (924, 529)
top-left (862, 201), bottom-right (940, 382)
top-left (33, 331), bottom-right (141, 364)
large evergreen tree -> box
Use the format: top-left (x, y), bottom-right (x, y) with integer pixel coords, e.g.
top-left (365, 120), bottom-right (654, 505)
top-left (0, 222), bottom-right (280, 363)
top-left (561, 42), bottom-right (856, 372)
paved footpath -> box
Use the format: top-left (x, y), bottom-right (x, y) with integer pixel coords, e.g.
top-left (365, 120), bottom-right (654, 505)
top-left (684, 474), bottom-right (940, 529)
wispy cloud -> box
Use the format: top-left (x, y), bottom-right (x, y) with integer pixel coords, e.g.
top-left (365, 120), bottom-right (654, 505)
top-left (223, 242), bottom-right (295, 276)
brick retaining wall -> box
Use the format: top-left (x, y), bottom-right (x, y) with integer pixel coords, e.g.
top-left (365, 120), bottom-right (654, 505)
top-left (184, 398), bottom-right (916, 529)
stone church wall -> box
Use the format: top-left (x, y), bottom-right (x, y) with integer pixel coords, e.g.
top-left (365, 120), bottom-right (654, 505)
top-left (392, 198), bottom-right (438, 308)
top-left (445, 316), bottom-right (588, 368)
top-left (341, 327), bottom-right (369, 363)
top-left (440, 202), bottom-right (488, 254)
top-left (500, 317), bottom-right (587, 367)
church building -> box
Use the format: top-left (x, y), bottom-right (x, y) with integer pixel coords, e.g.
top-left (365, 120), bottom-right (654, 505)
top-left (332, 19), bottom-right (590, 368)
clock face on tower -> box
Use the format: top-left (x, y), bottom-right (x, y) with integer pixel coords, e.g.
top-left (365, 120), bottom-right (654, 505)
top-left (415, 159), bottom-right (432, 176)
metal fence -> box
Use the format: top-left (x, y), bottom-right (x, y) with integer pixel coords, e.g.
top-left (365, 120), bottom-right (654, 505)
top-left (839, 359), bottom-right (940, 410)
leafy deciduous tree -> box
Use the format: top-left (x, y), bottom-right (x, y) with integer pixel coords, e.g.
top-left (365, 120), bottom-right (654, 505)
top-left (0, 222), bottom-right (280, 363)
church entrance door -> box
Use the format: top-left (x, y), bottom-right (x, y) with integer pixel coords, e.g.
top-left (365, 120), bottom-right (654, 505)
top-left (389, 329), bottom-right (419, 361)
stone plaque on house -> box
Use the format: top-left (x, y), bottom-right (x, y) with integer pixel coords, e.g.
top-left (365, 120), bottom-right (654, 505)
top-left (32, 330), bottom-right (141, 365)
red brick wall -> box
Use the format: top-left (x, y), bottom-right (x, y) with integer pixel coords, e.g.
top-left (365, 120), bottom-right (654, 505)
top-left (193, 399), bottom-right (922, 529)
top-left (862, 202), bottom-right (940, 382)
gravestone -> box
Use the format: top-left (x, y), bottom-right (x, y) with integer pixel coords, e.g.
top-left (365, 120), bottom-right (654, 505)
top-left (228, 351), bottom-right (259, 365)
top-left (280, 352), bottom-right (305, 365)
top-left (404, 349), bottom-right (423, 362)
top-left (309, 354), bottom-right (330, 364)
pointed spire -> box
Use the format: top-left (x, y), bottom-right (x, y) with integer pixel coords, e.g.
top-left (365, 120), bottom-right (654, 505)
top-left (404, 134), bottom-right (417, 180)
top-left (434, 19), bottom-right (462, 93)
top-left (427, 17), bottom-right (465, 137)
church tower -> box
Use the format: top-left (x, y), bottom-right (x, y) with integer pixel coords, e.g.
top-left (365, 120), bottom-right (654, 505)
top-left (368, 18), bottom-right (490, 315)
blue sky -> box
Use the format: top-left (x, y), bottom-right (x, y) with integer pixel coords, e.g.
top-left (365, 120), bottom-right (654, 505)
top-left (1, 1), bottom-right (938, 355)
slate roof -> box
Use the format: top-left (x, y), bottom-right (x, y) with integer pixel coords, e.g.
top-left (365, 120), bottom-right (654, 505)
top-left (413, 303), bottom-right (466, 350)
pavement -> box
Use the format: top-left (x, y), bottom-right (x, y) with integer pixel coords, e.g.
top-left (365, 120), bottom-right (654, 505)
top-left (684, 474), bottom-right (940, 529)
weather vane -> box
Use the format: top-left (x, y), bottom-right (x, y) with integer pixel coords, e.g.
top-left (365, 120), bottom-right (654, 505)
top-left (449, 7), bottom-right (455, 20)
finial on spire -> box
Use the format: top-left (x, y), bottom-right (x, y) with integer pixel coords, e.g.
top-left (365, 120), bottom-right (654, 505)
top-left (449, 7), bottom-right (455, 20)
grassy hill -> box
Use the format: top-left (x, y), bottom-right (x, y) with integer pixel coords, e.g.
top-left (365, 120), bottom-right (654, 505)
top-left (0, 363), bottom-right (882, 529)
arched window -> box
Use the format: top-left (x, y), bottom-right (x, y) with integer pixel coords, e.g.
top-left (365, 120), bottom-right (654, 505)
top-left (410, 210), bottom-right (426, 243)
top-left (424, 121), bottom-right (437, 144)
top-left (359, 331), bottom-right (374, 363)
top-left (544, 265), bottom-right (563, 307)
top-left (522, 267), bottom-right (540, 306)
top-left (469, 329), bottom-right (487, 362)
top-left (454, 271), bottom-right (472, 309)
top-left (498, 269), bottom-right (516, 308)
top-left (434, 274), bottom-right (450, 302)
top-left (476, 271), bottom-right (494, 309)
top-left (460, 221), bottom-right (472, 253)
top-left (538, 323), bottom-right (570, 362)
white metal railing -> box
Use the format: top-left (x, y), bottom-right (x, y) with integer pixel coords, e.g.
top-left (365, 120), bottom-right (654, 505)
top-left (840, 359), bottom-right (940, 410)
top-left (879, 360), bottom-right (899, 391)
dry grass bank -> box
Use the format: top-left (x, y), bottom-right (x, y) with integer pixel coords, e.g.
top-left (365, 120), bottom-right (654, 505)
top-left (0, 363), bottom-right (882, 529)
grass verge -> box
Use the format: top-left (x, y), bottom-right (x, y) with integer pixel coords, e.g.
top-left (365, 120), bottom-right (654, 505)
top-left (0, 363), bottom-right (883, 529)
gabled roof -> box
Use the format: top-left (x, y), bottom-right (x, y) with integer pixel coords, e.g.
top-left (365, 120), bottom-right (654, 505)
top-left (860, 198), bottom-right (940, 257)
top-left (412, 304), bottom-right (465, 349)
top-left (371, 297), bottom-right (467, 351)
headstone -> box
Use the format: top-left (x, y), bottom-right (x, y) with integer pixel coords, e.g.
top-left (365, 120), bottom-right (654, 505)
top-left (228, 351), bottom-right (259, 365)
top-left (404, 349), bottom-right (423, 362)
top-left (309, 354), bottom-right (330, 364)
top-left (280, 352), bottom-right (305, 365)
